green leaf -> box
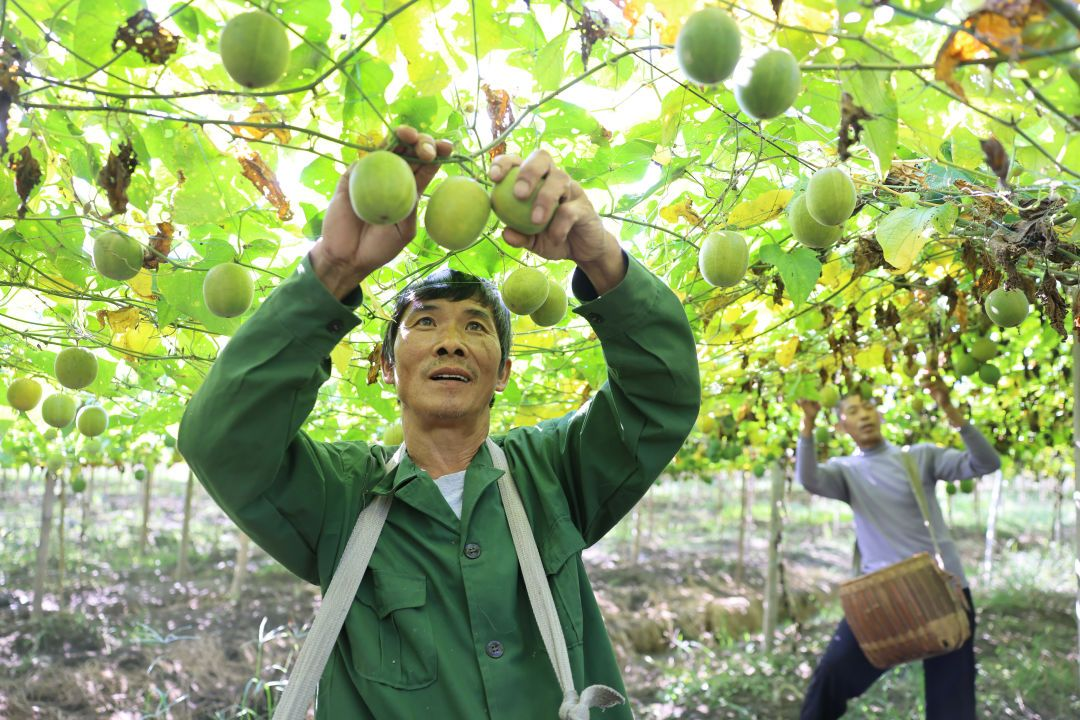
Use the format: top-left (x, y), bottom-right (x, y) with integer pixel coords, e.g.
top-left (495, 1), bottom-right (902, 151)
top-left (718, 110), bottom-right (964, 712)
top-left (843, 71), bottom-right (898, 180)
top-left (875, 206), bottom-right (939, 272)
top-left (535, 31), bottom-right (570, 92)
top-left (758, 244), bottom-right (822, 308)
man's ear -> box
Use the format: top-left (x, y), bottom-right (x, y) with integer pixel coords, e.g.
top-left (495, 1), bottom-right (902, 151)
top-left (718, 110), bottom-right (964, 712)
top-left (381, 355), bottom-right (396, 386)
top-left (494, 358), bottom-right (511, 392)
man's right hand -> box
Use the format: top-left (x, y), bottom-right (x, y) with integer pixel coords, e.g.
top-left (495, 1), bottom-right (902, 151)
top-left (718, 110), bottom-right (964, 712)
top-left (311, 126), bottom-right (454, 299)
top-left (797, 399), bottom-right (820, 437)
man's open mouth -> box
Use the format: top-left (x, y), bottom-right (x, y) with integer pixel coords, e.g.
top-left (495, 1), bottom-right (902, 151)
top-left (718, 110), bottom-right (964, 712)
top-left (430, 369), bottom-right (472, 383)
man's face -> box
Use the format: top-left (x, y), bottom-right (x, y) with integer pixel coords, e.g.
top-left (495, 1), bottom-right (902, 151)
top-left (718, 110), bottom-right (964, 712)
top-left (381, 296), bottom-right (511, 427)
top-left (837, 395), bottom-right (884, 448)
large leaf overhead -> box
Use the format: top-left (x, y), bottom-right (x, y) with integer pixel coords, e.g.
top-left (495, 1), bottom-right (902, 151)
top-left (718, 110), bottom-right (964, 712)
top-left (0, 0), bottom-right (1075, 467)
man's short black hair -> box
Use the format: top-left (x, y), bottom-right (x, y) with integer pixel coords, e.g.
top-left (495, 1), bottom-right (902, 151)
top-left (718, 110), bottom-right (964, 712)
top-left (381, 267), bottom-right (513, 369)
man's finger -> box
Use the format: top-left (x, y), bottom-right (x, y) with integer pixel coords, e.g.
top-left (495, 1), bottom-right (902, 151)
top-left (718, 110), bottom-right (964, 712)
top-left (514, 150), bottom-right (553, 199)
top-left (395, 125), bottom-right (418, 145)
top-left (489, 154), bottom-right (522, 182)
top-left (501, 228), bottom-right (533, 249)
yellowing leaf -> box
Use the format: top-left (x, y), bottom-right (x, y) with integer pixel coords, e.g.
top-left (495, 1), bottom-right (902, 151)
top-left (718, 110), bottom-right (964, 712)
top-left (776, 337), bottom-right (799, 368)
top-left (126, 268), bottom-right (155, 299)
top-left (115, 319), bottom-right (161, 359)
top-left (660, 197), bottom-right (701, 226)
top-left (726, 189), bottom-right (794, 229)
top-left (819, 258), bottom-right (846, 288)
top-left (331, 341), bottom-right (353, 378)
top-left (855, 344), bottom-right (886, 371)
top-left (100, 307), bottom-right (140, 334)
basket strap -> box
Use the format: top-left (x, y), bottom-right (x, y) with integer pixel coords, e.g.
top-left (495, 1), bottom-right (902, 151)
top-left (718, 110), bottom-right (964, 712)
top-left (900, 451), bottom-right (946, 568)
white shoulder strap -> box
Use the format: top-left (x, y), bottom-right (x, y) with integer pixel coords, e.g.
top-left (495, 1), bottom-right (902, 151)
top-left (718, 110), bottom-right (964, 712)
top-left (485, 439), bottom-right (624, 719)
top-left (272, 444), bottom-right (404, 720)
top-left (273, 440), bottom-right (625, 720)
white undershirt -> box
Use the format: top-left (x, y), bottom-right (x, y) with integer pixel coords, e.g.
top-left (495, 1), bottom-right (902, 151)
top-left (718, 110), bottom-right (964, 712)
top-left (433, 471), bottom-right (466, 519)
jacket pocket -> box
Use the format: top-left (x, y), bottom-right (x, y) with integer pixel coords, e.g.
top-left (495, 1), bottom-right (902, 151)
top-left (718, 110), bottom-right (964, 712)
top-left (349, 570), bottom-right (437, 689)
top-left (539, 518), bottom-right (587, 649)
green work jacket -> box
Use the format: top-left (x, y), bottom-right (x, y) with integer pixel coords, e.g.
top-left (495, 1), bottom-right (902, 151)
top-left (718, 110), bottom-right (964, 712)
top-left (178, 252), bottom-right (700, 719)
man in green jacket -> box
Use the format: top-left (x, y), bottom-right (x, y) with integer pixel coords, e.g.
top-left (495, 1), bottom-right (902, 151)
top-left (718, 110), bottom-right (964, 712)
top-left (178, 126), bottom-right (700, 719)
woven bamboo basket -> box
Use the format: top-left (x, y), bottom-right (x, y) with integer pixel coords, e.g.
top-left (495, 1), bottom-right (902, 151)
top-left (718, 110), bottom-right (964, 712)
top-left (839, 552), bottom-right (971, 670)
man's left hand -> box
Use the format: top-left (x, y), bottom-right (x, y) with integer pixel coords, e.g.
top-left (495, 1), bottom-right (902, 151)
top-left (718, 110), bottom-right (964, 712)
top-left (490, 151), bottom-right (625, 295)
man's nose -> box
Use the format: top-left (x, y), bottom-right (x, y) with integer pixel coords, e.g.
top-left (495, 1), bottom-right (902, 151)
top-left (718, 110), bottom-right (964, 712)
top-left (435, 327), bottom-right (467, 356)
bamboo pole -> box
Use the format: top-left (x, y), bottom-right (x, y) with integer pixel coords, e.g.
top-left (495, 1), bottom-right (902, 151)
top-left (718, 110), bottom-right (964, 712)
top-left (1072, 335), bottom-right (1079, 686)
top-left (982, 469), bottom-right (1005, 586)
top-left (229, 534), bottom-right (251, 600)
top-left (31, 471), bottom-right (58, 620)
top-left (177, 469), bottom-right (195, 582)
top-left (139, 464), bottom-right (154, 555)
top-left (762, 462), bottom-right (785, 653)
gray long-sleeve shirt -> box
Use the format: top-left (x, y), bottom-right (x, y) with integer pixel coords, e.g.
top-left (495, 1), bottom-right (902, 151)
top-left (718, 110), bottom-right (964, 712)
top-left (796, 425), bottom-right (1001, 586)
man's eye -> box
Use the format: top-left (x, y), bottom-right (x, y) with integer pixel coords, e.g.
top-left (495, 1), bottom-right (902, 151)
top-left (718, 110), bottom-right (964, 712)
top-left (415, 317), bottom-right (435, 326)
top-left (467, 321), bottom-right (486, 331)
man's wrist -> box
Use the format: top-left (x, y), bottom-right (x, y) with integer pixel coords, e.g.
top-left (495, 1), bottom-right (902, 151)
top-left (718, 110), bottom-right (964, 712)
top-left (576, 234), bottom-right (626, 296)
top-left (310, 243), bottom-right (366, 301)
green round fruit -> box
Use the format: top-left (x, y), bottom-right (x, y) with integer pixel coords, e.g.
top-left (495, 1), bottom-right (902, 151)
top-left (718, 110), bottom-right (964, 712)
top-left (978, 363), bottom-right (1001, 384)
top-left (383, 422), bottom-right (403, 446)
top-left (490, 167), bottom-right (553, 235)
top-left (984, 288), bottom-right (1029, 327)
top-left (675, 8), bottom-right (741, 85)
top-left (945, 481), bottom-right (958, 495)
top-left (70, 476), bottom-right (87, 493)
top-left (134, 467), bottom-right (147, 481)
top-left (501, 267), bottom-right (550, 315)
top-left (530, 280), bottom-right (568, 327)
top-left (959, 478), bottom-right (975, 494)
top-left (43, 428), bottom-right (58, 440)
top-left (911, 397), bottom-right (925, 413)
top-left (82, 439), bottom-right (102, 457)
top-left (424, 177), bottom-right (492, 251)
top-left (203, 263), bottom-right (254, 318)
top-left (814, 426), bottom-right (830, 444)
top-left (349, 150), bottom-right (418, 225)
top-left (953, 353), bottom-right (978, 377)
top-left (92, 231), bottom-right (144, 281)
top-left (41, 394), bottom-right (76, 429)
top-left (788, 194), bottom-right (843, 249)
top-left (7, 377), bottom-right (42, 412)
top-left (805, 167), bottom-right (857, 226)
top-left (54, 347), bottom-right (98, 390)
top-left (752, 463), bottom-right (766, 478)
top-left (733, 49), bottom-right (800, 120)
top-left (220, 10), bottom-right (290, 89)
top-left (45, 454), bottom-right (64, 473)
top-left (971, 337), bottom-right (998, 362)
top-left (76, 405), bottom-right (108, 437)
top-left (819, 384), bottom-right (840, 409)
top-left (698, 231), bottom-right (748, 287)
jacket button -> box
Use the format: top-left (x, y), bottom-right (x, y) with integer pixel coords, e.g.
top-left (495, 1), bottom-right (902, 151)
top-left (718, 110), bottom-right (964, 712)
top-left (327, 318), bottom-right (343, 333)
top-left (464, 543), bottom-right (481, 559)
top-left (485, 640), bottom-right (503, 659)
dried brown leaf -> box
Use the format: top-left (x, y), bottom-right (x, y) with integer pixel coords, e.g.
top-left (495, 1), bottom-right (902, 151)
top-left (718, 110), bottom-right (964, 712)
top-left (934, 1), bottom-right (1047, 99)
top-left (482, 84), bottom-right (514, 160)
top-left (97, 141), bottom-right (138, 216)
top-left (980, 136), bottom-right (1010, 189)
top-left (112, 10), bottom-right (180, 65)
top-left (0, 42), bottom-right (21, 156)
top-left (576, 8), bottom-right (609, 68)
top-left (366, 343), bottom-right (382, 385)
top-left (8, 146), bottom-right (41, 219)
top-left (235, 102), bottom-right (292, 144)
top-left (145, 222), bottom-right (174, 270)
top-left (852, 234), bottom-right (889, 278)
top-left (839, 92), bottom-right (872, 162)
top-left (237, 152), bottom-right (293, 221)
top-left (1037, 272), bottom-right (1067, 337)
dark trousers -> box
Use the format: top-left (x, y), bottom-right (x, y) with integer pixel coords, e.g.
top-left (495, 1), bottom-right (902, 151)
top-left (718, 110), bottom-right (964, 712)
top-left (800, 589), bottom-right (976, 720)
